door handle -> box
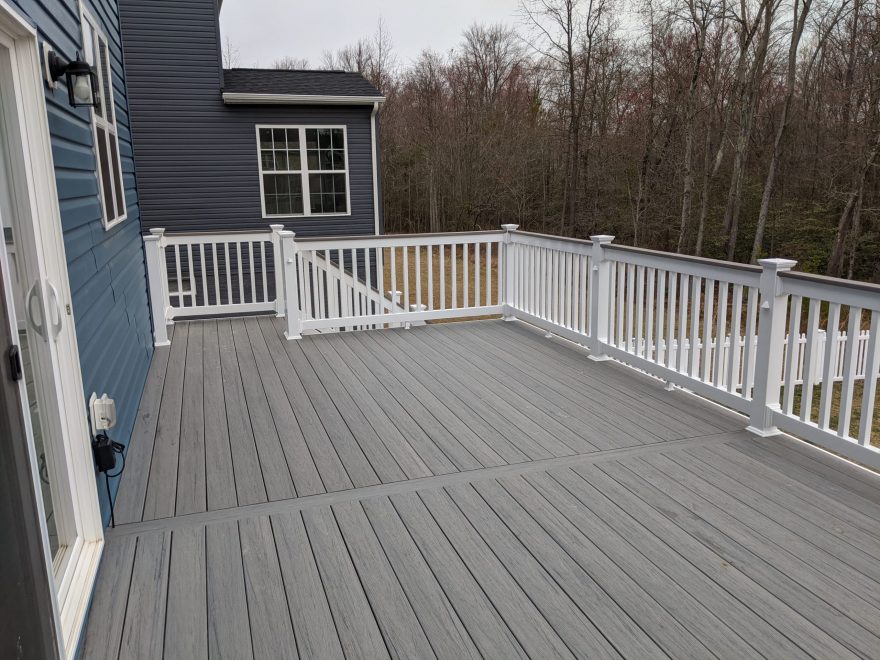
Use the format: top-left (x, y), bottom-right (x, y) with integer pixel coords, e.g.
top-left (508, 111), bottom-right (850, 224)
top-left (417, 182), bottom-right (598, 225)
top-left (46, 281), bottom-right (63, 339)
top-left (25, 281), bottom-right (46, 339)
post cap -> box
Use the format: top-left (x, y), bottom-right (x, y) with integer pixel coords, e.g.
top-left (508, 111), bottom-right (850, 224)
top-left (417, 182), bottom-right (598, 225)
top-left (758, 258), bottom-right (797, 271)
top-left (269, 224), bottom-right (284, 231)
top-left (590, 234), bottom-right (615, 244)
top-left (148, 228), bottom-right (165, 236)
top-left (279, 230), bottom-right (296, 238)
top-left (501, 224), bottom-right (519, 231)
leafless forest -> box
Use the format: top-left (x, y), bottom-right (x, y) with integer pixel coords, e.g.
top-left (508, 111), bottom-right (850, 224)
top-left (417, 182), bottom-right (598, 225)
top-left (271, 0), bottom-right (880, 281)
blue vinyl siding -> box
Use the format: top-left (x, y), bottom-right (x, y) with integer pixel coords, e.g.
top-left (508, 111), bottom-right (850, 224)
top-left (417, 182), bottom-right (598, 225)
top-left (119, 0), bottom-right (381, 236)
top-left (8, 0), bottom-right (153, 524)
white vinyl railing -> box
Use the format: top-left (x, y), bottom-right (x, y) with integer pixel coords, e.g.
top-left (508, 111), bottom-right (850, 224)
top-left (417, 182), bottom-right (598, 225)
top-left (144, 224), bottom-right (880, 469)
top-left (278, 229), bottom-right (504, 337)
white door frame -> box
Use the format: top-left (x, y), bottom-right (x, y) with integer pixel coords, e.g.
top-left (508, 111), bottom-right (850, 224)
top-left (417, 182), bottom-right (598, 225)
top-left (0, 2), bottom-right (104, 656)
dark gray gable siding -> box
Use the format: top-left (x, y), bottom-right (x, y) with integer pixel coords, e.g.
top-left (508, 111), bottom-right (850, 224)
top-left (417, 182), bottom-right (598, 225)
top-left (8, 0), bottom-right (153, 525)
top-left (119, 0), bottom-right (379, 236)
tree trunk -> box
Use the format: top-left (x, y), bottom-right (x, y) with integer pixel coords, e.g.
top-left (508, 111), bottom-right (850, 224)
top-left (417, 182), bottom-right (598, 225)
top-left (750, 0), bottom-right (811, 263)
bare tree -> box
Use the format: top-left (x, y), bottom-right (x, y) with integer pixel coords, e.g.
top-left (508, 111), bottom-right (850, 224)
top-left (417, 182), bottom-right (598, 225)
top-left (222, 35), bottom-right (240, 68)
top-left (272, 56), bottom-right (310, 70)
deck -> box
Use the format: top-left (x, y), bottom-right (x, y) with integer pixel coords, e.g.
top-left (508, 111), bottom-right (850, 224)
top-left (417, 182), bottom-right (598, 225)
top-left (82, 318), bottom-right (880, 659)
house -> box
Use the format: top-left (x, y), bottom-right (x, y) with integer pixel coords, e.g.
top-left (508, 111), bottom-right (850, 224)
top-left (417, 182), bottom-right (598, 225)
top-left (0, 0), bottom-right (153, 656)
top-left (118, 0), bottom-right (385, 237)
top-left (2, 0), bottom-right (880, 658)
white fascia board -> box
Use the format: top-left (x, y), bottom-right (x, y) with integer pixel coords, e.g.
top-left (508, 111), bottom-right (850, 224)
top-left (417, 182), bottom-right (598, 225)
top-left (223, 92), bottom-right (385, 105)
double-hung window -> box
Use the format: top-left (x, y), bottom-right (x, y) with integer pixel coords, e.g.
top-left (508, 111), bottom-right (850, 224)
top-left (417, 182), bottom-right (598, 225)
top-left (81, 10), bottom-right (126, 228)
top-left (257, 126), bottom-right (349, 218)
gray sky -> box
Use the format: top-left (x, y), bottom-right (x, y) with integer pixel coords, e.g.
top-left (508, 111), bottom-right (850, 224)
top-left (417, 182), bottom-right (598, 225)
top-left (219, 0), bottom-right (523, 69)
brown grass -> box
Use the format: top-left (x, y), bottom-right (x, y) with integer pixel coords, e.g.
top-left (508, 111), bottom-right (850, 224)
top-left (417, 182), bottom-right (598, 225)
top-left (381, 245), bottom-right (501, 323)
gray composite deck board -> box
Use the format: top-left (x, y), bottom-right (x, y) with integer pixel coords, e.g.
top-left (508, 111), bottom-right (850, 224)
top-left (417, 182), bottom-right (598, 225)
top-left (202, 321), bottom-right (238, 511)
top-left (217, 319), bottom-right (268, 507)
top-left (83, 318), bottom-right (880, 660)
top-left (176, 321), bottom-right (207, 516)
top-left (206, 520), bottom-right (254, 660)
top-left (164, 525), bottom-right (208, 659)
top-left (142, 323), bottom-right (188, 521)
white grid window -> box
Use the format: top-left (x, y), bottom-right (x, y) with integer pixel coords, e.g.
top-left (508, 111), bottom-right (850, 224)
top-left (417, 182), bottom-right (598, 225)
top-left (256, 125), bottom-right (350, 218)
top-left (82, 10), bottom-right (126, 229)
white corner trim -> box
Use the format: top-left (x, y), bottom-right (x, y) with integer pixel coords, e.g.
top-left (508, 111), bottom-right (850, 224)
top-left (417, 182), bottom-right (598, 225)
top-left (223, 92), bottom-right (385, 106)
top-left (370, 101), bottom-right (380, 235)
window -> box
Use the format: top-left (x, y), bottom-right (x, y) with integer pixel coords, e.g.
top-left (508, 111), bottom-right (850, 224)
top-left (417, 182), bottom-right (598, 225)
top-left (257, 126), bottom-right (349, 217)
top-left (82, 10), bottom-right (126, 229)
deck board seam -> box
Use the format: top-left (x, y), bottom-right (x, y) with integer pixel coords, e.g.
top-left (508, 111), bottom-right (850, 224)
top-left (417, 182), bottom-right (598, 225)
top-left (106, 431), bottom-right (740, 537)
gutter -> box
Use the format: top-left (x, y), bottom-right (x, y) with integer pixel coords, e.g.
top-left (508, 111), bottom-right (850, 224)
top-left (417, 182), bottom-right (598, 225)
top-left (222, 92), bottom-right (385, 106)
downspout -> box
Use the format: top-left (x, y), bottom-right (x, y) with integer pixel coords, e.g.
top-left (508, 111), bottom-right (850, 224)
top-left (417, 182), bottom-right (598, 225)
top-left (370, 101), bottom-right (381, 235)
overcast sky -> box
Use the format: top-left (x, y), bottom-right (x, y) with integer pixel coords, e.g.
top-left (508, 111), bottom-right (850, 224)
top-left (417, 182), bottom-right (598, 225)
top-left (219, 0), bottom-right (523, 69)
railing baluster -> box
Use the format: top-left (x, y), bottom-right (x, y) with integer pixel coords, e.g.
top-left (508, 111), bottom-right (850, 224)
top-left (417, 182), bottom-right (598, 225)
top-left (838, 307), bottom-right (862, 437)
top-left (677, 274), bottom-right (689, 372)
top-left (713, 282), bottom-right (727, 387)
top-left (645, 268), bottom-right (655, 360)
top-left (212, 243), bottom-right (221, 306)
top-left (858, 311), bottom-right (879, 445)
top-left (741, 287), bottom-right (759, 398)
top-left (818, 302), bottom-right (841, 429)
top-left (655, 270), bottom-right (666, 365)
top-left (174, 244), bottom-right (183, 307)
top-left (726, 284), bottom-right (743, 392)
top-left (626, 264), bottom-right (636, 353)
top-left (200, 243), bottom-right (209, 307)
top-left (635, 266), bottom-right (645, 357)
top-left (616, 263), bottom-right (626, 348)
top-left (415, 244), bottom-right (422, 311)
top-left (246, 242), bottom-right (256, 303)
top-left (427, 245), bottom-right (434, 311)
top-left (688, 277), bottom-right (701, 377)
top-left (781, 295), bottom-right (803, 414)
top-left (185, 243), bottom-right (195, 307)
top-left (451, 243), bottom-right (457, 310)
top-left (665, 272), bottom-right (677, 370)
top-left (390, 246), bottom-right (397, 309)
top-left (701, 279), bottom-right (714, 382)
top-left (463, 243), bottom-right (469, 309)
top-left (402, 244), bottom-right (410, 310)
top-left (260, 241), bottom-right (268, 303)
top-left (439, 244), bottom-right (446, 309)
top-left (235, 242), bottom-right (244, 305)
top-left (474, 242), bottom-right (480, 309)
top-left (486, 242), bottom-right (492, 307)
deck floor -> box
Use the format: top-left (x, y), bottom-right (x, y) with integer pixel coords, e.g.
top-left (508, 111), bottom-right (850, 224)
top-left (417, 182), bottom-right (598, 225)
top-left (83, 319), bottom-right (880, 659)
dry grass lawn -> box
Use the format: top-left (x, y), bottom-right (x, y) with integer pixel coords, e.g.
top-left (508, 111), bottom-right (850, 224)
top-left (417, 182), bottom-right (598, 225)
top-left (381, 245), bottom-right (501, 323)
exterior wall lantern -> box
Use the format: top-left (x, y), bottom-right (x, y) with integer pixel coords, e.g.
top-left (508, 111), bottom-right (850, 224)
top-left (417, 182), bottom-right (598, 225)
top-left (46, 50), bottom-right (99, 108)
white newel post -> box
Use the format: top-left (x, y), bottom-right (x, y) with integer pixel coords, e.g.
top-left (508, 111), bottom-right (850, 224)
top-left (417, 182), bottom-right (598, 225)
top-left (501, 224), bottom-right (519, 320)
top-left (143, 228), bottom-right (170, 346)
top-left (270, 224), bottom-right (285, 317)
top-left (747, 257), bottom-right (797, 436)
top-left (588, 235), bottom-right (615, 361)
top-left (280, 230), bottom-right (302, 340)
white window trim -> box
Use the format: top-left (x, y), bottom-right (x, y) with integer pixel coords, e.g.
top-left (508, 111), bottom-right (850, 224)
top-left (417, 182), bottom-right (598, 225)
top-left (80, 5), bottom-right (127, 231)
top-left (255, 124), bottom-right (352, 219)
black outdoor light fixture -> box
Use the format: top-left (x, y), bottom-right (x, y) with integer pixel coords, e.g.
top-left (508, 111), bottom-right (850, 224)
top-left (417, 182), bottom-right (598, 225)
top-left (47, 50), bottom-right (99, 108)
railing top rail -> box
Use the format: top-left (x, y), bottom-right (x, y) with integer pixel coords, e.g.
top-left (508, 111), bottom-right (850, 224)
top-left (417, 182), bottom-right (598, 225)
top-left (295, 229), bottom-right (505, 245)
top-left (780, 269), bottom-right (880, 295)
top-left (604, 243), bottom-right (763, 274)
top-left (780, 270), bottom-right (880, 311)
top-left (510, 230), bottom-right (593, 247)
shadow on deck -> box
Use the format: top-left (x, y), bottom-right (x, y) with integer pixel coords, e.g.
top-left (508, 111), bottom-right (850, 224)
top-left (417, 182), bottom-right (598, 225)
top-left (83, 318), bottom-right (880, 659)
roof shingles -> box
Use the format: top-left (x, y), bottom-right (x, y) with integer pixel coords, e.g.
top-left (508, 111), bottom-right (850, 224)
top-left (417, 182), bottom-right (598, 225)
top-left (222, 68), bottom-right (382, 98)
